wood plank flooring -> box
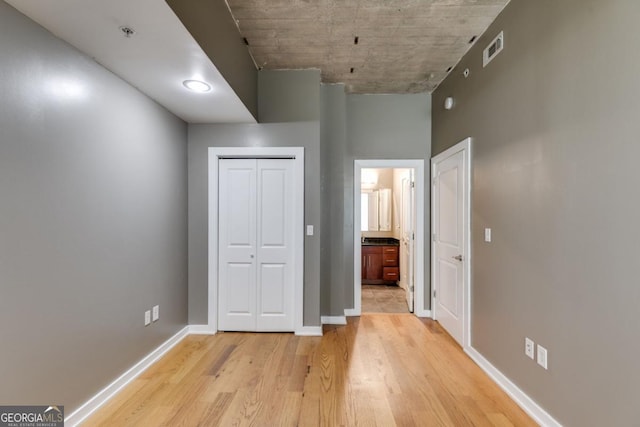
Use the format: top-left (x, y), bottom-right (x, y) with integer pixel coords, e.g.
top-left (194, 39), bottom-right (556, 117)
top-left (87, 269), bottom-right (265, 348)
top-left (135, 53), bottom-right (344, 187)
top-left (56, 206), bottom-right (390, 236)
top-left (83, 315), bottom-right (536, 426)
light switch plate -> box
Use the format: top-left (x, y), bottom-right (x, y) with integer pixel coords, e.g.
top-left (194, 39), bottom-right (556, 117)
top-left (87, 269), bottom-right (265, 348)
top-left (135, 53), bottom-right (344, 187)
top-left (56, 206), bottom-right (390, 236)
top-left (144, 310), bottom-right (151, 326)
top-left (537, 345), bottom-right (548, 369)
top-left (152, 305), bottom-right (159, 322)
top-left (306, 225), bottom-right (314, 236)
top-left (484, 228), bottom-right (492, 242)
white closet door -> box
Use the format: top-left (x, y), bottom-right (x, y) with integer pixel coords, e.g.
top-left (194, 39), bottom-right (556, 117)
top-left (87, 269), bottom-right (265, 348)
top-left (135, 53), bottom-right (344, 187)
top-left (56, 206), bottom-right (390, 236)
top-left (256, 159), bottom-right (294, 331)
top-left (218, 158), bottom-right (294, 332)
top-left (218, 159), bottom-right (257, 331)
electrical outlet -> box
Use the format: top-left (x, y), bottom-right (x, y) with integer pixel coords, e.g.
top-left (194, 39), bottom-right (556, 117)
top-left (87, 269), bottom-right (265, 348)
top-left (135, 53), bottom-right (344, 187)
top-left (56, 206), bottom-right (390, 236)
top-left (484, 228), bottom-right (492, 242)
top-left (144, 310), bottom-right (151, 326)
top-left (152, 305), bottom-right (159, 322)
top-left (525, 337), bottom-right (535, 359)
top-left (537, 345), bottom-right (548, 369)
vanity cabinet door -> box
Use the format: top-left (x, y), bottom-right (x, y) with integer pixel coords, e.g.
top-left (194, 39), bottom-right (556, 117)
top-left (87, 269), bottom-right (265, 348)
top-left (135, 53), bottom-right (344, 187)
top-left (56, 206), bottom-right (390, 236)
top-left (366, 253), bottom-right (383, 280)
top-left (362, 246), bottom-right (383, 280)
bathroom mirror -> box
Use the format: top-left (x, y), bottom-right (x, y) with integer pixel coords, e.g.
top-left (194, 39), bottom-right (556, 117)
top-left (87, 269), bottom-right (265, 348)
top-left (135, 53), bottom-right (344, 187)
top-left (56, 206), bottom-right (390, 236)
top-left (361, 188), bottom-right (392, 231)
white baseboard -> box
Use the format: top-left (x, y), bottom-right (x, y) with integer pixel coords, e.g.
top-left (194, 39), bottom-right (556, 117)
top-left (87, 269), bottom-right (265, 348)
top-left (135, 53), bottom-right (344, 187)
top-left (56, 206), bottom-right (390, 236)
top-left (465, 346), bottom-right (562, 427)
top-left (189, 323), bottom-right (321, 337)
top-left (295, 326), bottom-right (323, 336)
top-left (344, 308), bottom-right (359, 316)
top-left (415, 309), bottom-right (432, 318)
top-left (188, 324), bottom-right (218, 335)
top-left (65, 326), bottom-right (190, 427)
top-left (321, 315), bottom-right (347, 325)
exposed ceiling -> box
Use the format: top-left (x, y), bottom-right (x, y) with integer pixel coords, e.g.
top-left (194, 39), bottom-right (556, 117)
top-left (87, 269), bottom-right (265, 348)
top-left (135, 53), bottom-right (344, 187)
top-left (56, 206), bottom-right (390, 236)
top-left (5, 0), bottom-right (511, 123)
top-left (228, 0), bottom-right (510, 93)
top-left (4, 0), bottom-right (256, 124)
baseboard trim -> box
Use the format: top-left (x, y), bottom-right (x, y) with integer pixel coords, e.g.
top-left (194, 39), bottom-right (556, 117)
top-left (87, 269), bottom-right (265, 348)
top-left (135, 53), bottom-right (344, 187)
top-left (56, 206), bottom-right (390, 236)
top-left (415, 309), bottom-right (432, 318)
top-left (465, 346), bottom-right (562, 427)
top-left (188, 324), bottom-right (218, 335)
top-left (64, 326), bottom-right (190, 426)
top-left (344, 308), bottom-right (359, 316)
top-left (321, 315), bottom-right (347, 325)
top-left (295, 326), bottom-right (323, 336)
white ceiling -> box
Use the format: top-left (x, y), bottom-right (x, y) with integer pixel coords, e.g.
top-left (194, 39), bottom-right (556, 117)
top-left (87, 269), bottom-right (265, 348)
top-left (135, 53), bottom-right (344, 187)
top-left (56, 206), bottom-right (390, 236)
top-left (4, 0), bottom-right (256, 124)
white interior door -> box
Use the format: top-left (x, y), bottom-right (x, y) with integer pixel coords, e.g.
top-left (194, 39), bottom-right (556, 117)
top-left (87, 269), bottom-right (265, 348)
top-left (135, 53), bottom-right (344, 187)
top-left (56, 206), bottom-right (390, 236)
top-left (432, 147), bottom-right (467, 346)
top-left (218, 158), bottom-right (295, 332)
top-left (401, 174), bottom-right (415, 312)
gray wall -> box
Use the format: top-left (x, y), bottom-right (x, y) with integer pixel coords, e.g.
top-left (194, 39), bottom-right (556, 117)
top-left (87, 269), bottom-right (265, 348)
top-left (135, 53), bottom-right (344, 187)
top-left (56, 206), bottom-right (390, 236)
top-left (432, 0), bottom-right (640, 425)
top-left (320, 85), bottom-right (348, 316)
top-left (167, 0), bottom-right (258, 119)
top-left (188, 70), bottom-right (321, 326)
top-left (259, 70), bottom-right (321, 123)
top-left (0, 2), bottom-right (188, 413)
top-left (321, 90), bottom-right (432, 315)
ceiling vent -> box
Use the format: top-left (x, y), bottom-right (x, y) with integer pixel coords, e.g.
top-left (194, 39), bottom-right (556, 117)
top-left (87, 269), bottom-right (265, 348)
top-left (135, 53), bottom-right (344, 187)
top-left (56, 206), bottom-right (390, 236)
top-left (483, 31), bottom-right (504, 67)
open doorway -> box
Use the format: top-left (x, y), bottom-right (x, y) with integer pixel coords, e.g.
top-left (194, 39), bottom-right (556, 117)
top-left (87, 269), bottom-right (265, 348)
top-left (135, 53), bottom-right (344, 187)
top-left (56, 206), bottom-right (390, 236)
top-left (360, 167), bottom-right (413, 313)
top-left (350, 160), bottom-right (426, 317)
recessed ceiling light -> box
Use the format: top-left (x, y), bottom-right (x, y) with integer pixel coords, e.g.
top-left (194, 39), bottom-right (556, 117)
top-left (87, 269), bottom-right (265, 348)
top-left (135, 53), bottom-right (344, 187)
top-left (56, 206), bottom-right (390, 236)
top-left (183, 80), bottom-right (211, 93)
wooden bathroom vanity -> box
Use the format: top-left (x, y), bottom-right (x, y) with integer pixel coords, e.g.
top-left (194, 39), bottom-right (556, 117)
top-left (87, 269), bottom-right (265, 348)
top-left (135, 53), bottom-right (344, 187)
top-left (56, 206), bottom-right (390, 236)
top-left (361, 238), bottom-right (400, 285)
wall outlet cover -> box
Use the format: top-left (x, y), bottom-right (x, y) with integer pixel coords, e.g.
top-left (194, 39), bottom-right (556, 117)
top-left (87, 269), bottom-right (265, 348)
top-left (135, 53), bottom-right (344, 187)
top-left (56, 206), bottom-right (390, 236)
top-left (525, 337), bottom-right (535, 359)
top-left (152, 305), bottom-right (159, 322)
top-left (144, 310), bottom-right (151, 326)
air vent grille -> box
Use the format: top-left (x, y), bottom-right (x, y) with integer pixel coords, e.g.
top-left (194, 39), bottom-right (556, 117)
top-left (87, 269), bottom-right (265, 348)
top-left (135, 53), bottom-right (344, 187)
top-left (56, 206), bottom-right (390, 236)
top-left (483, 31), bottom-right (504, 67)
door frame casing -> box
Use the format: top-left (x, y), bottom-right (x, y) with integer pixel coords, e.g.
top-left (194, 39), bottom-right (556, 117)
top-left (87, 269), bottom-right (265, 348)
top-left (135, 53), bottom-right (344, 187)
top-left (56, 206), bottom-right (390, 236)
top-left (431, 137), bottom-right (472, 349)
top-left (350, 159), bottom-right (426, 317)
top-left (208, 147), bottom-right (305, 334)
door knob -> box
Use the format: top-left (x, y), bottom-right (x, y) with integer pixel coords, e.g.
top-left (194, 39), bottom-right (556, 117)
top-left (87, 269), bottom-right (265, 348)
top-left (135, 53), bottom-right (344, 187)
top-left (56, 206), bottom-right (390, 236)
top-left (453, 255), bottom-right (463, 261)
top-left (250, 254), bottom-right (254, 259)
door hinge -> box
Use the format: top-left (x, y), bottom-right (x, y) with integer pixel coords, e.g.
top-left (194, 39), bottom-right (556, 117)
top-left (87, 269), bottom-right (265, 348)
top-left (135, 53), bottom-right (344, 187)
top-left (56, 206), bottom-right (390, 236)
top-left (433, 290), bottom-right (437, 298)
top-left (410, 181), bottom-right (415, 188)
top-left (432, 178), bottom-right (437, 186)
top-left (432, 233), bottom-right (436, 242)
top-left (409, 285), bottom-right (414, 291)
top-left (412, 232), bottom-right (415, 241)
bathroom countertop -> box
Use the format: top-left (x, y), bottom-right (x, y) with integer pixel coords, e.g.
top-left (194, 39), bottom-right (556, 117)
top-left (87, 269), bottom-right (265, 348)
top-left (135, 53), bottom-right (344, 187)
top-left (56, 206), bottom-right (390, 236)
top-left (361, 237), bottom-right (400, 246)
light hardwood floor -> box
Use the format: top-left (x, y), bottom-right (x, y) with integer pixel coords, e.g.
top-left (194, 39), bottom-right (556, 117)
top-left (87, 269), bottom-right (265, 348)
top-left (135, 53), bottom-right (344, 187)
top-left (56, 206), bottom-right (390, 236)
top-left (83, 315), bottom-right (536, 426)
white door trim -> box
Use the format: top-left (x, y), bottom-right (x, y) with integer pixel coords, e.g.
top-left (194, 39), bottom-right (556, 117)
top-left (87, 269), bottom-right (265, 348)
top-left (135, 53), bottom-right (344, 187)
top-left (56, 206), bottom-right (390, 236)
top-left (349, 159), bottom-right (426, 317)
top-left (208, 147), bottom-right (305, 334)
top-left (431, 137), bottom-right (472, 349)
